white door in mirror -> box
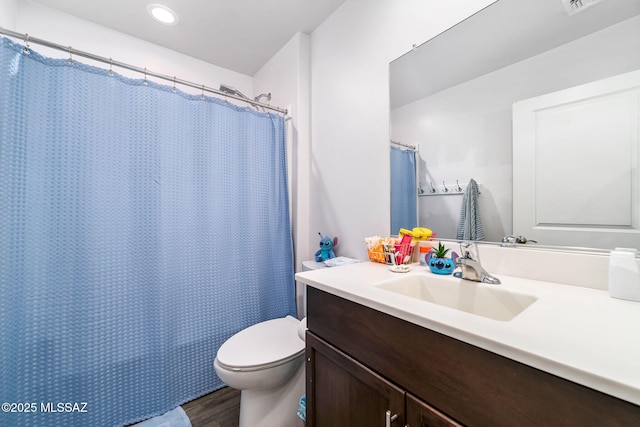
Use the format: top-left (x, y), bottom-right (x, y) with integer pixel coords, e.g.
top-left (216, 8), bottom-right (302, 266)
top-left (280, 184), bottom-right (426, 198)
top-left (513, 69), bottom-right (640, 249)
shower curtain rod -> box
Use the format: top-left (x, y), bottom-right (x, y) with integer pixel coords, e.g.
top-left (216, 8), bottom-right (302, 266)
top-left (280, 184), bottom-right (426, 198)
top-left (390, 140), bottom-right (417, 151)
top-left (0, 27), bottom-right (288, 115)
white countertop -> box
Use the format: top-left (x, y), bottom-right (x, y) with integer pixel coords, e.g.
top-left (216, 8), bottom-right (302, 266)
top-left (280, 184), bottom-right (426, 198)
top-left (295, 261), bottom-right (640, 406)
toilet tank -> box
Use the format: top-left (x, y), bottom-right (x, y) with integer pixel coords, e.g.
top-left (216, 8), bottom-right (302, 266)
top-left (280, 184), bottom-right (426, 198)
top-left (302, 261), bottom-right (327, 272)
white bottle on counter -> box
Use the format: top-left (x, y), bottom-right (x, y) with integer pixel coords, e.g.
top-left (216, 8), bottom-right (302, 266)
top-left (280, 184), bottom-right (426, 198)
top-left (608, 248), bottom-right (640, 302)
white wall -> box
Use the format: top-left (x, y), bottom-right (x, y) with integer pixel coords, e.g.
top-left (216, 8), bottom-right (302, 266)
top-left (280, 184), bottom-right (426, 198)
top-left (15, 0), bottom-right (252, 98)
top-left (309, 0), bottom-right (495, 260)
top-left (0, 0), bottom-right (17, 29)
top-left (390, 15), bottom-right (640, 242)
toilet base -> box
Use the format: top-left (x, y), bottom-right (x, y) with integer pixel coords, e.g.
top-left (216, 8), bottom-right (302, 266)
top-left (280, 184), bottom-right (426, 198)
top-left (238, 359), bottom-right (305, 427)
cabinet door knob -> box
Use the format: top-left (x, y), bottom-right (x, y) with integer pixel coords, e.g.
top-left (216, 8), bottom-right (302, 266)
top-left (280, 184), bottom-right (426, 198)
top-left (385, 410), bottom-right (398, 427)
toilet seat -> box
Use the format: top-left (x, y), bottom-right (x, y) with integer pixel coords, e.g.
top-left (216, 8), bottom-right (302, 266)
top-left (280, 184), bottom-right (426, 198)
top-left (216, 315), bottom-right (304, 372)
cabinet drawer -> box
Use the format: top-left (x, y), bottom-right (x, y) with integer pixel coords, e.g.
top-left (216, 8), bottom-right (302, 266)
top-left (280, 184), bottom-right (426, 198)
top-left (307, 286), bottom-right (640, 426)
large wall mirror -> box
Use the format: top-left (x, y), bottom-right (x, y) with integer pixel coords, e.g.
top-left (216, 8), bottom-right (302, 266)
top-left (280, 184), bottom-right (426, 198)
top-left (390, 0), bottom-right (640, 250)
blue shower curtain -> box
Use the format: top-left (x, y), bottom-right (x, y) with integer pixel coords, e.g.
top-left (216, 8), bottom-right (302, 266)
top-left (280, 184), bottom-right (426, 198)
top-left (390, 146), bottom-right (417, 234)
top-left (0, 37), bottom-right (295, 427)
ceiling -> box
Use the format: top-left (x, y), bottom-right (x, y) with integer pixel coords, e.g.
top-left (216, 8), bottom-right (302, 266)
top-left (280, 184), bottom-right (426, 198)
top-left (30, 0), bottom-right (346, 76)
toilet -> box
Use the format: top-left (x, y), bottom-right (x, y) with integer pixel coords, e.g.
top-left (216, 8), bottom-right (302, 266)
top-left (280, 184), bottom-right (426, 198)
top-left (213, 261), bottom-right (322, 426)
top-left (214, 315), bottom-right (305, 427)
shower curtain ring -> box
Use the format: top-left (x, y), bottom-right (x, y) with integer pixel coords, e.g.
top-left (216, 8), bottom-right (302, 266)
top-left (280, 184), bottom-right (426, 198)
top-left (143, 68), bottom-right (148, 85)
top-left (200, 85), bottom-right (205, 100)
top-left (172, 76), bottom-right (177, 93)
top-left (108, 57), bottom-right (114, 76)
top-left (67, 46), bottom-right (73, 65)
top-left (23, 33), bottom-right (30, 54)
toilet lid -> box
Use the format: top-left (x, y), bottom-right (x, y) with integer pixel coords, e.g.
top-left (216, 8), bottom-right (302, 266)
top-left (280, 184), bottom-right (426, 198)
top-left (216, 316), bottom-right (305, 370)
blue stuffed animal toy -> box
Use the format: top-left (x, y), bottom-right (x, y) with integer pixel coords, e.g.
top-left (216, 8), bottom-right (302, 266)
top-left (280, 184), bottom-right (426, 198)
top-left (315, 232), bottom-right (338, 262)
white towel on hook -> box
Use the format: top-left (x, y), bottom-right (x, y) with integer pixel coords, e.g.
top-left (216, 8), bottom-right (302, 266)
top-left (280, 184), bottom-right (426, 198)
top-left (456, 179), bottom-right (485, 241)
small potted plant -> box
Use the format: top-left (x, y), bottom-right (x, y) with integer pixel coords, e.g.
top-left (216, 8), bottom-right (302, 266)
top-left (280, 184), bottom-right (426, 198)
top-left (426, 242), bottom-right (458, 275)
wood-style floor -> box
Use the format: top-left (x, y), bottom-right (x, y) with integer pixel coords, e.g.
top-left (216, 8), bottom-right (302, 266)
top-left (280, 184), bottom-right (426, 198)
top-left (183, 387), bottom-right (241, 427)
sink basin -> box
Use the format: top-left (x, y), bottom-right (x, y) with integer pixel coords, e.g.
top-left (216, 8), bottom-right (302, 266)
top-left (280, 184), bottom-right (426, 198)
top-left (375, 274), bottom-right (537, 321)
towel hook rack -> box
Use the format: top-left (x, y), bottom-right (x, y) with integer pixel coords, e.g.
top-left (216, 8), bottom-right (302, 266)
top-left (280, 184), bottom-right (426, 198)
top-left (419, 179), bottom-right (482, 197)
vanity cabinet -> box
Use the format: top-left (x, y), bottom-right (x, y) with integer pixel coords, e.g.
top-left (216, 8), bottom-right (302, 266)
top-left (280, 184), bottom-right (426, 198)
top-left (306, 332), bottom-right (461, 427)
top-left (306, 333), bottom-right (405, 426)
top-left (305, 287), bottom-right (640, 427)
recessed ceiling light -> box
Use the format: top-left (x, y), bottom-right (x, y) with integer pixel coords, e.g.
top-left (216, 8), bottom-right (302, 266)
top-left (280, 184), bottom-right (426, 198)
top-left (147, 4), bottom-right (179, 25)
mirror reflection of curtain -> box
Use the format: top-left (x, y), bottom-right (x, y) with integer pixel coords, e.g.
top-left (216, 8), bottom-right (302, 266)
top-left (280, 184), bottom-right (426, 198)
top-left (390, 146), bottom-right (417, 234)
top-left (0, 37), bottom-right (295, 427)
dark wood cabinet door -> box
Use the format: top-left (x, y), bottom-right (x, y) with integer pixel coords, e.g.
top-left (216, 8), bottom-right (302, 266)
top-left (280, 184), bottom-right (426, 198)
top-left (306, 332), bottom-right (405, 427)
top-left (406, 393), bottom-right (463, 427)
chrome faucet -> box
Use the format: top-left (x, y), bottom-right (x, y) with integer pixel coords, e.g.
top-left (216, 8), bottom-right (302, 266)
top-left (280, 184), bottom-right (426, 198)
top-left (454, 242), bottom-right (501, 284)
